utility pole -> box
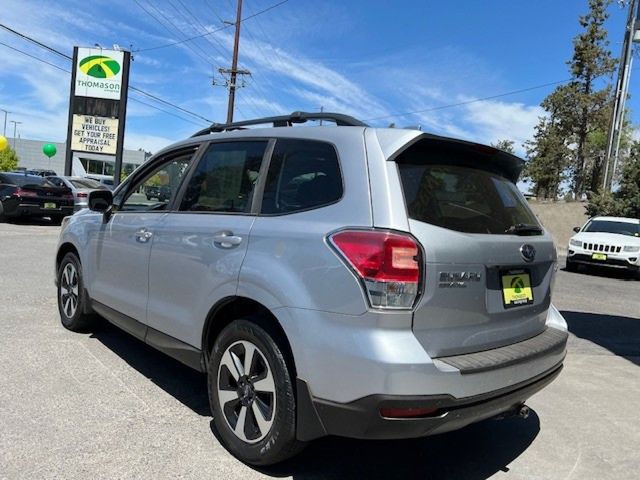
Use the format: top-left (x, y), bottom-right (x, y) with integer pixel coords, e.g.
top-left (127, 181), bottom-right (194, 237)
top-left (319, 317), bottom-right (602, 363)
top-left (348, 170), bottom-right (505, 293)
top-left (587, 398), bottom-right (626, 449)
top-left (10, 120), bottom-right (22, 149)
top-left (1, 108), bottom-right (9, 136)
top-left (220, 0), bottom-right (250, 123)
top-left (603, 0), bottom-right (640, 191)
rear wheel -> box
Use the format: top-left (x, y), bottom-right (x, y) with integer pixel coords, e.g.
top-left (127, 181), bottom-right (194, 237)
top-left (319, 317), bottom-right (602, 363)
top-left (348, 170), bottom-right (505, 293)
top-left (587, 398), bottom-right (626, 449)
top-left (57, 253), bottom-right (97, 331)
top-left (50, 215), bottom-right (64, 225)
top-left (0, 202), bottom-right (6, 222)
top-left (208, 319), bottom-right (304, 465)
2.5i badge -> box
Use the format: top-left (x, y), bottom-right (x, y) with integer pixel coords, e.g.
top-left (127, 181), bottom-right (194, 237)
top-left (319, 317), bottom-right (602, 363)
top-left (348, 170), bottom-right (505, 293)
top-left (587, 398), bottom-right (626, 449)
top-left (501, 270), bottom-right (534, 308)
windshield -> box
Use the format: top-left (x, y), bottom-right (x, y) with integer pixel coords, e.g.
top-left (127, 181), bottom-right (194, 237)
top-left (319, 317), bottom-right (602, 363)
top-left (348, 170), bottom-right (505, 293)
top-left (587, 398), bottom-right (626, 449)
top-left (583, 220), bottom-right (639, 237)
top-left (398, 164), bottom-right (540, 234)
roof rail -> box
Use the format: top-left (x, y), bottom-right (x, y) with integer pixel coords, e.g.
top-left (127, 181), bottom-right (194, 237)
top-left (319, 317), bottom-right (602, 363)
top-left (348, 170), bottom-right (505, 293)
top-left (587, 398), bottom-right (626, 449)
top-left (191, 111), bottom-right (368, 137)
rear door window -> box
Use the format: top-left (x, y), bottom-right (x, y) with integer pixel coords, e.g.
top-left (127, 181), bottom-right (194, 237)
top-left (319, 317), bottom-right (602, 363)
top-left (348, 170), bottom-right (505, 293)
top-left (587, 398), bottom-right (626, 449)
top-left (179, 141), bottom-right (268, 213)
top-left (398, 163), bottom-right (539, 234)
top-left (260, 139), bottom-right (342, 214)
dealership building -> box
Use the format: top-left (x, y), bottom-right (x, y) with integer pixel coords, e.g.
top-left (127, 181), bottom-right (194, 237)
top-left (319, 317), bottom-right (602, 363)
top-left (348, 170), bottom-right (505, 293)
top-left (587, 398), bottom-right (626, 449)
top-left (6, 137), bottom-right (149, 177)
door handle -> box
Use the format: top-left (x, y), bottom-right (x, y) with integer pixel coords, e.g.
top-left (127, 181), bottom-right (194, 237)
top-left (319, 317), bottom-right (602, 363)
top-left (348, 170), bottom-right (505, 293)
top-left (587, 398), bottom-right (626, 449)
top-left (135, 228), bottom-right (153, 243)
top-left (212, 231), bottom-right (243, 248)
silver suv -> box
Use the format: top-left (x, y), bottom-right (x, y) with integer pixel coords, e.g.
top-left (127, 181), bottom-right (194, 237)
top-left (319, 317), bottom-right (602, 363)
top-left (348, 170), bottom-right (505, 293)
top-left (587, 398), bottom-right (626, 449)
top-left (55, 112), bottom-right (568, 465)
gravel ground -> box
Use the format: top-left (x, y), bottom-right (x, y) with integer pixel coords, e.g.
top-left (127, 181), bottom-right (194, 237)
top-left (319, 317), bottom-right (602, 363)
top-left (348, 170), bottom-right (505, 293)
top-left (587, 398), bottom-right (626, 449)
top-left (0, 219), bottom-right (638, 480)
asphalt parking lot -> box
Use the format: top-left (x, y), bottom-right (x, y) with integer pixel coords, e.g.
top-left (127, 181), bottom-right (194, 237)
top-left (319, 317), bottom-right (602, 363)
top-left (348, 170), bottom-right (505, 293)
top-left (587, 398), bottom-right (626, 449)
top-left (1, 220), bottom-right (639, 480)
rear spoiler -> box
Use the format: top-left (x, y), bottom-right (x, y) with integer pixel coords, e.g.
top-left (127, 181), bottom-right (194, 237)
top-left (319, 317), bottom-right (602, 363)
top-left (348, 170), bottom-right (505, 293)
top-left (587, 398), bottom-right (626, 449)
top-left (386, 132), bottom-right (524, 184)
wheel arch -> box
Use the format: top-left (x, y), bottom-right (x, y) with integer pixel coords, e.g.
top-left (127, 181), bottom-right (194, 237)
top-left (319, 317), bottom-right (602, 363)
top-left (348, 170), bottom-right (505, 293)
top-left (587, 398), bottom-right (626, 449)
top-left (56, 242), bottom-right (80, 272)
top-left (202, 296), bottom-right (297, 377)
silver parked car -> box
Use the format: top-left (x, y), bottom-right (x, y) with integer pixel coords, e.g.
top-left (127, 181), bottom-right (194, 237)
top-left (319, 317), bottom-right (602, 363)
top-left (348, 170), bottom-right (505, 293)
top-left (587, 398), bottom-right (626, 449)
top-left (46, 176), bottom-right (108, 211)
top-left (55, 112), bottom-right (568, 465)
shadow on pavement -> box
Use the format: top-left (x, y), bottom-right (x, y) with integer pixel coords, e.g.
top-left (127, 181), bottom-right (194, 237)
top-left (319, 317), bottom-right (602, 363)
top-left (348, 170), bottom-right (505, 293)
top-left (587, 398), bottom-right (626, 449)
top-left (562, 310), bottom-right (640, 366)
top-left (258, 414), bottom-right (540, 480)
top-left (91, 321), bottom-right (541, 479)
top-left (561, 264), bottom-right (639, 281)
top-left (5, 216), bottom-right (60, 226)
top-left (90, 322), bottom-right (210, 416)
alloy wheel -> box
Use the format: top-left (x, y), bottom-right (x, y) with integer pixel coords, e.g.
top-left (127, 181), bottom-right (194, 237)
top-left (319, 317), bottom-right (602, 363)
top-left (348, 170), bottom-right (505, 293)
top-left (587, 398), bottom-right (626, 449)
top-left (217, 340), bottom-right (276, 444)
top-left (60, 263), bottom-right (79, 318)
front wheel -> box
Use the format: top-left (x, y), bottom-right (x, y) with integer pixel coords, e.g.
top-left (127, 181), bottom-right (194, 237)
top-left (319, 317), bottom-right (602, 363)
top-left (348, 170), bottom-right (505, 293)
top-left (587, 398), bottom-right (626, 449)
top-left (208, 319), bottom-right (305, 465)
top-left (565, 259), bottom-right (577, 272)
top-left (57, 253), bottom-right (98, 331)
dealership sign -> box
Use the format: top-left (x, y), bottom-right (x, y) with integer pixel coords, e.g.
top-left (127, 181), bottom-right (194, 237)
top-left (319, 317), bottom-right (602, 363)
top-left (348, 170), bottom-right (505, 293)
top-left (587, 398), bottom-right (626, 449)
top-left (65, 46), bottom-right (131, 181)
top-left (74, 48), bottom-right (125, 100)
top-left (70, 114), bottom-right (119, 154)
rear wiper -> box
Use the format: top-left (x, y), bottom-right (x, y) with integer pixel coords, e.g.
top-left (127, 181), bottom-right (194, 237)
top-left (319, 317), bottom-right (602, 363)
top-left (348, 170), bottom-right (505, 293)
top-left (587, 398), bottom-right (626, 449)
top-left (505, 223), bottom-right (543, 235)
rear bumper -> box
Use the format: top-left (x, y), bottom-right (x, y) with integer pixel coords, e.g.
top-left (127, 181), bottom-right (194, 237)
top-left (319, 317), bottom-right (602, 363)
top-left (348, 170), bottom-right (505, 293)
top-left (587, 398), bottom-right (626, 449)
top-left (297, 363), bottom-right (563, 440)
top-left (5, 202), bottom-right (74, 218)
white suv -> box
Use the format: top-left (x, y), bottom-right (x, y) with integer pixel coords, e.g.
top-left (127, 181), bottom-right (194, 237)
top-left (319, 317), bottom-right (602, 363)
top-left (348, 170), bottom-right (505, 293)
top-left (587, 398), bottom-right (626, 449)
top-left (567, 216), bottom-right (640, 278)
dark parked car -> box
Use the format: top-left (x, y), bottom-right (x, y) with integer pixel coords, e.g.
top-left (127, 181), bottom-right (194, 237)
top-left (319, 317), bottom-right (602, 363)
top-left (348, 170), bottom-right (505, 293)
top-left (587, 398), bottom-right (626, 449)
top-left (145, 184), bottom-right (171, 201)
top-left (0, 173), bottom-right (74, 224)
top-left (14, 168), bottom-right (58, 177)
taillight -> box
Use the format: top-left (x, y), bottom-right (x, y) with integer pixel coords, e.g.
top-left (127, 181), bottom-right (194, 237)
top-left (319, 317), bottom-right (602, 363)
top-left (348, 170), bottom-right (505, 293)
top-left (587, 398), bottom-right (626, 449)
top-left (63, 193), bottom-right (74, 200)
top-left (329, 229), bottom-right (422, 309)
top-left (76, 192), bottom-right (88, 198)
top-left (14, 188), bottom-right (37, 197)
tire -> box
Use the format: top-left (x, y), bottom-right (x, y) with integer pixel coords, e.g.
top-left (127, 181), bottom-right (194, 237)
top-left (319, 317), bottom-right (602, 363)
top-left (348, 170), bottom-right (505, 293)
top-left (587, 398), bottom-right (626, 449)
top-left (57, 253), bottom-right (98, 331)
top-left (51, 215), bottom-right (64, 225)
top-left (208, 319), bottom-right (305, 465)
top-left (565, 259), bottom-right (577, 272)
top-left (0, 202), bottom-right (6, 223)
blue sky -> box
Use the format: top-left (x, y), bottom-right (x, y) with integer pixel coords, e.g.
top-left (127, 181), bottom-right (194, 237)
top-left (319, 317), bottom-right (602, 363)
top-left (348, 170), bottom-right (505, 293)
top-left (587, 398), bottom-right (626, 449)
top-left (0, 0), bottom-right (634, 155)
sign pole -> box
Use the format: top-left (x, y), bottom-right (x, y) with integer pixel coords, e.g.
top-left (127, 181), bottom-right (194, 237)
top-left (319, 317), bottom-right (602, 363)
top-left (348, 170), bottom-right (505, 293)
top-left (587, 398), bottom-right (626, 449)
top-left (64, 47), bottom-right (78, 177)
top-left (113, 50), bottom-right (131, 188)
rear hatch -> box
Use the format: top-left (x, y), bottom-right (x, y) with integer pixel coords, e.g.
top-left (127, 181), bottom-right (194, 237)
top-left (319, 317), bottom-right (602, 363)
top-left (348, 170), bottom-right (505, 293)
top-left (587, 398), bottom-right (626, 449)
top-left (392, 135), bottom-right (556, 358)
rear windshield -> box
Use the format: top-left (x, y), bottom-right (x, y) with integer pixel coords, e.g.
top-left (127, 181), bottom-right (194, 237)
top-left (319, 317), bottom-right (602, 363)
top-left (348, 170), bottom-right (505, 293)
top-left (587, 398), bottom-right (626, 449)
top-left (0, 173), bottom-right (50, 187)
top-left (583, 220), bottom-right (639, 237)
top-left (70, 178), bottom-right (102, 189)
top-left (398, 164), bottom-right (540, 234)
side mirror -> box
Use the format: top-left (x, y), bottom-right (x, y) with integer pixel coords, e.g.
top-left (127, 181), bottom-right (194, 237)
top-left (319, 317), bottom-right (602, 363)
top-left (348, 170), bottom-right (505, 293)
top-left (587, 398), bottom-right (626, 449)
top-left (573, 226), bottom-right (581, 233)
top-left (88, 189), bottom-right (113, 220)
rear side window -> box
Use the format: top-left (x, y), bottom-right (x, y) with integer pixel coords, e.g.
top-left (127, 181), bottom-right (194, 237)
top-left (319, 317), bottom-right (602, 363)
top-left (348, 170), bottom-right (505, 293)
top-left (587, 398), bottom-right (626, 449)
top-left (398, 164), bottom-right (539, 234)
top-left (261, 139), bottom-right (342, 214)
top-left (180, 141), bottom-right (268, 213)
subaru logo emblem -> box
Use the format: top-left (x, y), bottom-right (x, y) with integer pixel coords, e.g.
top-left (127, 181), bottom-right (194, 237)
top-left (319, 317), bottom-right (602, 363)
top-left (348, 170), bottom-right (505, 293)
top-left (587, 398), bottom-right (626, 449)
top-left (520, 244), bottom-right (536, 263)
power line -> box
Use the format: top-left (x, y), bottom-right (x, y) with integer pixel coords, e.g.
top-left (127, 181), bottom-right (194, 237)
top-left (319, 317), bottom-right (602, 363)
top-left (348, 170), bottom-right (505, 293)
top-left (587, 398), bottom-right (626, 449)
top-left (171, 0), bottom-right (270, 116)
top-left (129, 85), bottom-right (211, 122)
top-left (0, 24), bottom-right (213, 123)
top-left (363, 79), bottom-right (573, 122)
top-left (0, 40), bottom-right (209, 125)
top-left (0, 41), bottom-right (69, 72)
top-left (0, 23), bottom-right (70, 60)
top-left (134, 0), bottom-right (221, 69)
top-left (135, 0), bottom-right (289, 52)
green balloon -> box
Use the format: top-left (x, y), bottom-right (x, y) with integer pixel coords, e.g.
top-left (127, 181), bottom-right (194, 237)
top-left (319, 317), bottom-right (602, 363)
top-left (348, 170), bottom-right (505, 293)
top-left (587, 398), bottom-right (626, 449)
top-left (43, 143), bottom-right (57, 158)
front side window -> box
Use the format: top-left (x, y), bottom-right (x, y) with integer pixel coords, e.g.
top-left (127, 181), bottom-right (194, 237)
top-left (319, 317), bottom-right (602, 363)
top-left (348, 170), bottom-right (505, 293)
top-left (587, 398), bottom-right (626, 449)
top-left (179, 141), bottom-right (267, 213)
top-left (260, 139), bottom-right (342, 214)
top-left (118, 151), bottom-right (194, 212)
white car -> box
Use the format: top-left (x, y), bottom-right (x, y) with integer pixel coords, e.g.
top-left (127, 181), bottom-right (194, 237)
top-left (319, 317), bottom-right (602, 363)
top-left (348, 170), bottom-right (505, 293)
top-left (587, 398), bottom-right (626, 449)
top-left (567, 216), bottom-right (640, 278)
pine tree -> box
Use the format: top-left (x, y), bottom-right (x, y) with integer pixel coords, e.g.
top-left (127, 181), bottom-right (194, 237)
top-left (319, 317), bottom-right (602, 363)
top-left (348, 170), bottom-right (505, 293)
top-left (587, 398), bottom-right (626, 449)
top-left (565, 0), bottom-right (617, 195)
top-left (491, 139), bottom-right (515, 154)
top-left (524, 0), bottom-right (617, 198)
